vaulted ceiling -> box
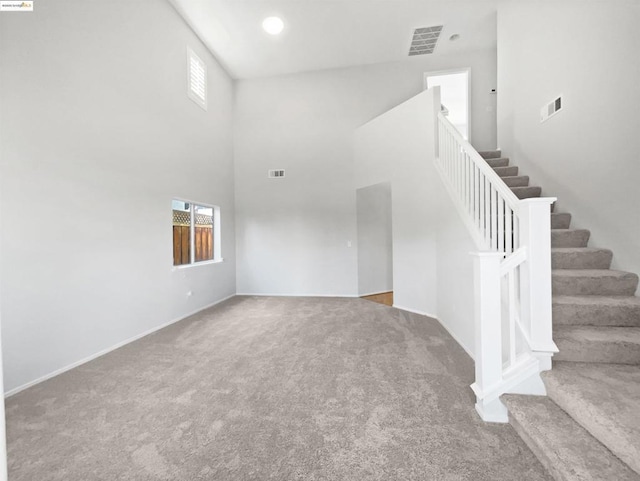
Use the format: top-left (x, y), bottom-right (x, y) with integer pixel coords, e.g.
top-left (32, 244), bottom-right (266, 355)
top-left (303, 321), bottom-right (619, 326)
top-left (169, 0), bottom-right (499, 79)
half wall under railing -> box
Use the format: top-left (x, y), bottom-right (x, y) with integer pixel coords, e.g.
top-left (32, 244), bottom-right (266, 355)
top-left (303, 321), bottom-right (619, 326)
top-left (433, 87), bottom-right (558, 422)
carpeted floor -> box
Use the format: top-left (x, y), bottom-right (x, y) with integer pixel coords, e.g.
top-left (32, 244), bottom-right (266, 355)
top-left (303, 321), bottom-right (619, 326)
top-left (6, 296), bottom-right (550, 480)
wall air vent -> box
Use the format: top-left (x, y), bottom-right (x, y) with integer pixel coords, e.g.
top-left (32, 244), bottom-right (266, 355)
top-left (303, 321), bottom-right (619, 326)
top-left (268, 169), bottom-right (285, 178)
top-left (409, 25), bottom-right (443, 56)
top-left (540, 95), bottom-right (563, 123)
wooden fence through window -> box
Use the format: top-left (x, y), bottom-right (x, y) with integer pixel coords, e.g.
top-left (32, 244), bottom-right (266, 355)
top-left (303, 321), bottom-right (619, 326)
top-left (172, 209), bottom-right (213, 265)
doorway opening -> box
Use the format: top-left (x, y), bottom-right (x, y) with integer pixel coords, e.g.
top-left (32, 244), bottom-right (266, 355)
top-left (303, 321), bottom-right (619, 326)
top-left (424, 69), bottom-right (470, 141)
top-left (356, 182), bottom-right (393, 307)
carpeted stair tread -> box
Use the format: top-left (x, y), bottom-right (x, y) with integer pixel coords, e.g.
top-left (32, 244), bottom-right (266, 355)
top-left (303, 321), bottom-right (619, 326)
top-left (551, 229), bottom-right (590, 248)
top-left (493, 166), bottom-right (518, 177)
top-left (490, 148), bottom-right (640, 478)
top-left (553, 295), bottom-right (640, 327)
top-left (479, 150), bottom-right (501, 159)
top-left (543, 362), bottom-right (640, 475)
top-left (502, 175), bottom-right (530, 187)
top-left (485, 157), bottom-right (510, 168)
top-left (553, 325), bottom-right (640, 364)
top-left (502, 393), bottom-right (639, 481)
top-left (551, 213), bottom-right (572, 229)
top-left (512, 186), bottom-right (542, 199)
top-left (552, 247), bottom-right (613, 269)
top-left (553, 269), bottom-right (639, 296)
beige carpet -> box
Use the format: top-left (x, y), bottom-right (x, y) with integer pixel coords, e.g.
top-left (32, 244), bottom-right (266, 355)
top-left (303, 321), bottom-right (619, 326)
top-left (6, 296), bottom-right (550, 480)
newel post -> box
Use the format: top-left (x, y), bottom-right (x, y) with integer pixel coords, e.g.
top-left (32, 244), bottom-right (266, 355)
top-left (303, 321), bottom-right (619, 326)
top-left (518, 198), bottom-right (559, 371)
top-left (470, 251), bottom-right (507, 423)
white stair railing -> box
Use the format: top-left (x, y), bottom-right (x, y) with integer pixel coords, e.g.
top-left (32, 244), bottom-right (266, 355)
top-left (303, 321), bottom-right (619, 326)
top-left (435, 112), bottom-right (558, 423)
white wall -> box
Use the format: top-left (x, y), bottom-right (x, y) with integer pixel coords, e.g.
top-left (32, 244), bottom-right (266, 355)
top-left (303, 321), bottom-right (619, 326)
top-left (234, 49), bottom-right (497, 296)
top-left (426, 71), bottom-right (470, 139)
top-left (0, 0), bottom-right (236, 393)
top-left (357, 183), bottom-right (393, 297)
top-left (354, 90), bottom-right (439, 315)
top-left (354, 87), bottom-right (477, 354)
top-left (497, 0), bottom-right (640, 293)
top-left (434, 182), bottom-right (477, 356)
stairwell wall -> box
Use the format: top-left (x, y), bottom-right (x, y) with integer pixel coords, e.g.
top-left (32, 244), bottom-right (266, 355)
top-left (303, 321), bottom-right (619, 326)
top-left (354, 88), bottom-right (477, 356)
top-left (234, 49), bottom-right (497, 297)
top-left (497, 0), bottom-right (640, 294)
top-left (0, 0), bottom-right (236, 393)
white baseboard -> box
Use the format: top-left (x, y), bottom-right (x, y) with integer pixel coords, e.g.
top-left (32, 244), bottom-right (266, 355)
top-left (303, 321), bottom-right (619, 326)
top-left (392, 304), bottom-right (438, 319)
top-left (236, 293), bottom-right (359, 298)
top-left (5, 294), bottom-right (236, 398)
top-left (392, 304), bottom-right (474, 360)
top-left (359, 290), bottom-right (393, 297)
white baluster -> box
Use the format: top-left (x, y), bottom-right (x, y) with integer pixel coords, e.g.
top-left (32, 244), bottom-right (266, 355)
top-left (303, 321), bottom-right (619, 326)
top-left (491, 186), bottom-right (498, 250)
top-left (480, 173), bottom-right (486, 238)
top-left (505, 205), bottom-right (512, 254)
top-left (508, 269), bottom-right (517, 368)
top-left (457, 147), bottom-right (460, 193)
top-left (498, 197), bottom-right (504, 253)
top-left (466, 154), bottom-right (470, 214)
top-left (484, 177), bottom-right (490, 244)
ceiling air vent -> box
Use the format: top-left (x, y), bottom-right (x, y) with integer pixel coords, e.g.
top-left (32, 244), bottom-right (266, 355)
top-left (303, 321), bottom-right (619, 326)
top-left (268, 169), bottom-right (285, 178)
top-left (409, 26), bottom-right (443, 56)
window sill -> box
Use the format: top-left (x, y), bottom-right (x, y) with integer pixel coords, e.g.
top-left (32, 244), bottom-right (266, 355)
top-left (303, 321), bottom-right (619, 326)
top-left (172, 258), bottom-right (224, 271)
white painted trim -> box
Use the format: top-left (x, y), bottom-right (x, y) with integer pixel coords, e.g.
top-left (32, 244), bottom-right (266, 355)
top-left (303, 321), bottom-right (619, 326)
top-left (475, 398), bottom-right (508, 423)
top-left (173, 258), bottom-right (224, 270)
top-left (171, 197), bottom-right (222, 266)
top-left (359, 290), bottom-right (393, 297)
top-left (236, 293), bottom-right (359, 298)
top-left (471, 354), bottom-right (542, 403)
top-left (0, 281), bottom-right (6, 481)
top-left (5, 294), bottom-right (236, 398)
top-left (391, 304), bottom-right (438, 319)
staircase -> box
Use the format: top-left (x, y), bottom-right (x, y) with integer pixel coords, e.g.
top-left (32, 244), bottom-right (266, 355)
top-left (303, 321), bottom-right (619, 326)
top-left (477, 150), bottom-right (640, 480)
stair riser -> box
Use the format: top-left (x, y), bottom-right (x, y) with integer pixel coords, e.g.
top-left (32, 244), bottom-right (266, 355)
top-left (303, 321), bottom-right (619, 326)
top-left (552, 251), bottom-right (613, 270)
top-left (553, 304), bottom-right (640, 327)
top-left (512, 187), bottom-right (542, 200)
top-left (551, 214), bottom-right (572, 229)
top-left (554, 336), bottom-right (640, 364)
top-left (502, 176), bottom-right (530, 187)
top-left (553, 276), bottom-right (639, 296)
top-left (551, 230), bottom-right (590, 248)
top-left (479, 150), bottom-right (501, 159)
top-left (494, 166), bottom-right (518, 177)
top-left (486, 158), bottom-right (509, 168)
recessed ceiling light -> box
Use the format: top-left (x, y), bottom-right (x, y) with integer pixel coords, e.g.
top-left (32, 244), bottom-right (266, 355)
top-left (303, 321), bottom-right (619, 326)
top-left (262, 16), bottom-right (284, 35)
top-left (449, 34), bottom-right (460, 41)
